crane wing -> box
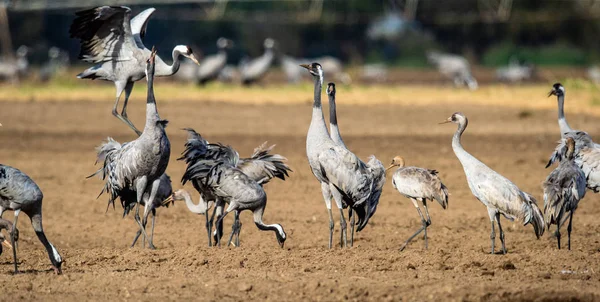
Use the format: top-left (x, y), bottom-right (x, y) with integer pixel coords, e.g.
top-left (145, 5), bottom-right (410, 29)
top-left (238, 142), bottom-right (292, 185)
top-left (317, 146), bottom-right (372, 207)
top-left (130, 7), bottom-right (155, 49)
top-left (577, 146), bottom-right (600, 192)
top-left (69, 6), bottom-right (137, 63)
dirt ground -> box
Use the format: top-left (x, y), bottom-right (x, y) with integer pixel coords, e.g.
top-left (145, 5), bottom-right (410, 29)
top-left (0, 95), bottom-right (599, 301)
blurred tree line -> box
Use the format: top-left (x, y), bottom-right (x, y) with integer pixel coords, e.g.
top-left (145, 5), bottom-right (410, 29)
top-left (5, 0), bottom-right (600, 67)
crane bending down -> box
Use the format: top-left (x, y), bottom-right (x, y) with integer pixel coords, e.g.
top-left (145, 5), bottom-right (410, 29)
top-left (0, 218), bottom-right (16, 256)
top-left (89, 49), bottom-right (171, 249)
top-left (0, 164), bottom-right (62, 274)
top-left (70, 6), bottom-right (200, 135)
top-left (443, 112), bottom-right (544, 254)
top-left (386, 156), bottom-right (449, 251)
top-left (543, 137), bottom-right (586, 250)
top-left (302, 62), bottom-right (385, 248)
top-left (177, 128), bottom-right (291, 246)
top-left (179, 137), bottom-right (286, 248)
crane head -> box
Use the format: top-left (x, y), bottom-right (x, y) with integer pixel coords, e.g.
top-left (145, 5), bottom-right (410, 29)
top-left (386, 156), bottom-right (405, 171)
top-left (548, 83), bottom-right (564, 97)
top-left (300, 62), bottom-right (323, 78)
top-left (217, 38), bottom-right (234, 49)
top-left (440, 112), bottom-right (467, 125)
top-left (326, 82), bottom-right (336, 96)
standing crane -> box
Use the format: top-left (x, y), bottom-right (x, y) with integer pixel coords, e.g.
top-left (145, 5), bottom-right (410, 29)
top-left (239, 38), bottom-right (275, 85)
top-left (197, 38), bottom-right (234, 85)
top-left (386, 156), bottom-right (449, 251)
top-left (427, 51), bottom-right (478, 90)
top-left (442, 112), bottom-right (544, 254)
top-left (0, 165), bottom-right (62, 274)
top-left (178, 128), bottom-right (291, 246)
top-left (70, 6), bottom-right (200, 135)
top-left (89, 49), bottom-right (171, 249)
top-left (302, 62), bottom-right (385, 248)
top-left (543, 137), bottom-right (586, 250)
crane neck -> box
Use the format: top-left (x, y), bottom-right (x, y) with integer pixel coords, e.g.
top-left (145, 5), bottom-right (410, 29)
top-left (143, 62), bottom-right (161, 132)
top-left (451, 119), bottom-right (473, 164)
top-left (183, 191), bottom-right (208, 214)
top-left (307, 73), bottom-right (331, 143)
top-left (31, 213), bottom-right (62, 273)
top-left (328, 93), bottom-right (346, 147)
top-left (253, 206), bottom-right (285, 239)
top-left (556, 94), bottom-right (572, 136)
top-left (155, 48), bottom-right (182, 77)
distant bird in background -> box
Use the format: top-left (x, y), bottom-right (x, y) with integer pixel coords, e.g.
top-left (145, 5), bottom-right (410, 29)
top-left (496, 58), bottom-right (535, 83)
top-left (0, 45), bottom-right (29, 83)
top-left (443, 112), bottom-right (544, 254)
top-left (197, 38), bottom-right (234, 85)
top-left (70, 6), bottom-right (200, 135)
top-left (543, 137), bottom-right (586, 250)
top-left (427, 51), bottom-right (478, 90)
top-left (39, 47), bottom-right (70, 83)
top-left (0, 164), bottom-right (62, 274)
top-left (386, 156), bottom-right (448, 251)
top-left (302, 62), bottom-right (385, 248)
top-left (89, 49), bottom-right (171, 249)
top-left (239, 38), bottom-right (275, 85)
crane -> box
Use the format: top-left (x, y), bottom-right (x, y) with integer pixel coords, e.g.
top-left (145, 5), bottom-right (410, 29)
top-left (442, 112), bottom-right (544, 254)
top-left (70, 6), bottom-right (200, 135)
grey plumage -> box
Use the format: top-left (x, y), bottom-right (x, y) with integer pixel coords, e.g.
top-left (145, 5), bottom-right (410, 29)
top-left (0, 218), bottom-right (15, 256)
top-left (180, 133), bottom-right (286, 247)
top-left (120, 173), bottom-right (175, 249)
top-left (444, 112), bottom-right (544, 254)
top-left (70, 6), bottom-right (200, 135)
top-left (543, 137), bottom-right (586, 250)
top-left (427, 51), bottom-right (478, 90)
top-left (302, 63), bottom-right (385, 249)
top-left (89, 50), bottom-right (171, 249)
top-left (39, 47), bottom-right (70, 83)
top-left (197, 38), bottom-right (233, 85)
top-left (0, 165), bottom-right (63, 274)
top-left (179, 128), bottom-right (291, 246)
top-left (0, 45), bottom-right (29, 83)
top-left (387, 156), bottom-right (449, 251)
top-left (239, 38), bottom-right (275, 85)
top-left (546, 83), bottom-right (600, 192)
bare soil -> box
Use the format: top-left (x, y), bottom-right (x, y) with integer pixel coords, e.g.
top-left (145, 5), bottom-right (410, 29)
top-left (0, 98), bottom-right (599, 301)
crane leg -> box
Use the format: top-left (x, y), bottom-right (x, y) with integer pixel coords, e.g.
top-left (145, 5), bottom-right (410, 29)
top-left (215, 211), bottom-right (230, 247)
top-left (495, 213), bottom-right (506, 254)
top-left (422, 199), bottom-right (432, 250)
top-left (348, 208), bottom-right (355, 247)
top-left (11, 209), bottom-right (20, 274)
top-left (490, 220), bottom-right (496, 254)
top-left (227, 211), bottom-right (240, 247)
top-left (321, 183), bottom-right (334, 249)
top-left (133, 202), bottom-right (150, 248)
top-left (553, 212), bottom-right (570, 239)
top-left (119, 81), bottom-right (141, 136)
top-left (207, 204), bottom-right (218, 247)
top-left (236, 217), bottom-right (242, 247)
top-left (338, 208), bottom-right (347, 248)
top-left (112, 81), bottom-right (141, 136)
top-left (567, 211), bottom-right (574, 250)
top-left (147, 209), bottom-right (157, 250)
top-left (556, 225), bottom-right (562, 250)
top-left (400, 200), bottom-right (427, 251)
top-left (213, 203), bottom-right (224, 246)
top-left (130, 209), bottom-right (143, 247)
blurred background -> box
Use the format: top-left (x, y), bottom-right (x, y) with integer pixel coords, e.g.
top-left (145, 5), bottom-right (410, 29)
top-left (1, 0), bottom-right (600, 87)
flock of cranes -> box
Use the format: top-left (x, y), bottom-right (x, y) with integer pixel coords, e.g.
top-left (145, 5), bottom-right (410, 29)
top-left (0, 5), bottom-right (598, 275)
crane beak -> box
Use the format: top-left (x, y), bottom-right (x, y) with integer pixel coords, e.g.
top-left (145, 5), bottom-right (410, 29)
top-left (385, 165), bottom-right (395, 171)
top-left (299, 64), bottom-right (310, 70)
top-left (53, 266), bottom-right (62, 275)
top-left (161, 194), bottom-right (174, 206)
top-left (189, 53), bottom-right (201, 65)
top-left (279, 241), bottom-right (285, 249)
top-left (1, 240), bottom-right (12, 250)
top-left (548, 90), bottom-right (556, 97)
top-left (439, 117), bottom-right (452, 124)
